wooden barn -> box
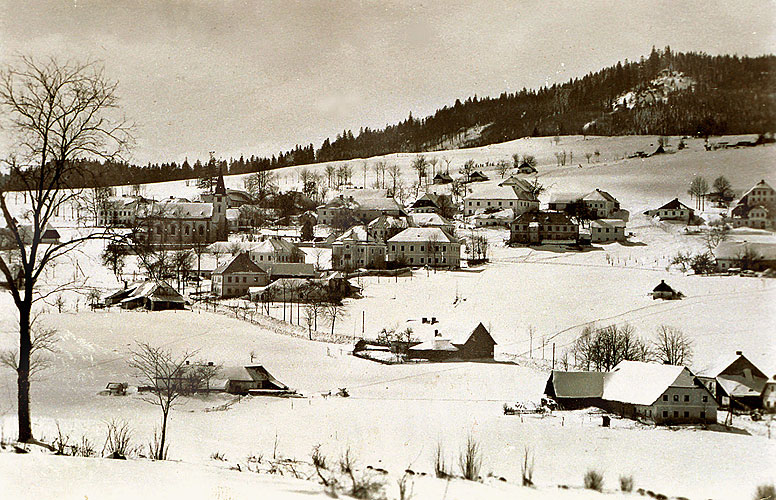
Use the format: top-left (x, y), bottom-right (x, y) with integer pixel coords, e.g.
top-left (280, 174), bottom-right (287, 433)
top-left (105, 281), bottom-right (185, 310)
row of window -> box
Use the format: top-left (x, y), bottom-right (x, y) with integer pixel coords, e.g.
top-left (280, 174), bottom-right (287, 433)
top-left (662, 394), bottom-right (709, 403)
top-left (390, 244), bottom-right (449, 253)
top-left (397, 256), bottom-right (451, 265)
top-left (225, 275), bottom-right (261, 284)
top-left (156, 225), bottom-right (206, 236)
top-left (513, 225), bottom-right (575, 232)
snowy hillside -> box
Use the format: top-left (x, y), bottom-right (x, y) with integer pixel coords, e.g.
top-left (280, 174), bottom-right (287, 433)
top-left (613, 70), bottom-right (696, 110)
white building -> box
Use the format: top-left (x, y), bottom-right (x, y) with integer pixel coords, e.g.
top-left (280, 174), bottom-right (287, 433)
top-left (464, 185), bottom-right (538, 216)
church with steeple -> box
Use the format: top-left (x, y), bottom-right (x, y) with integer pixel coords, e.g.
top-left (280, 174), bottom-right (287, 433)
top-left (145, 172), bottom-right (230, 246)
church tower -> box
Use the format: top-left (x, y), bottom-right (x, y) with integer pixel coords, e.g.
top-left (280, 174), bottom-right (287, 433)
top-left (212, 171), bottom-right (228, 241)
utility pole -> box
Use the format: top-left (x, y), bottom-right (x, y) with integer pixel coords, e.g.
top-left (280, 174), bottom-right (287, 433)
top-left (362, 311), bottom-right (365, 337)
top-left (529, 328), bottom-right (533, 358)
top-left (552, 343), bottom-right (556, 369)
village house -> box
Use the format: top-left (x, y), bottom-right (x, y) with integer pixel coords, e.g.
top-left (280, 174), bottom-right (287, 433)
top-left (367, 214), bottom-right (410, 242)
top-left (590, 218), bottom-right (626, 242)
top-left (104, 280), bottom-right (186, 311)
top-left (432, 172), bottom-right (453, 184)
top-left (409, 212), bottom-right (455, 235)
top-left (248, 237), bottom-right (306, 264)
top-left (509, 211), bottom-right (579, 245)
top-left (650, 280), bottom-right (682, 300)
top-left (474, 208), bottom-right (515, 227)
top-left (213, 365), bottom-right (290, 395)
top-left (200, 188), bottom-right (254, 208)
top-left (644, 198), bottom-right (695, 222)
top-left (728, 180), bottom-right (776, 230)
top-left (211, 252), bottom-right (269, 298)
top-left (387, 227), bottom-right (461, 268)
top-left (409, 193), bottom-right (453, 215)
top-left (316, 192), bottom-right (406, 226)
top-left (467, 171), bottom-right (489, 182)
top-left (258, 262), bottom-right (317, 281)
top-left (144, 173), bottom-right (230, 245)
top-left (405, 321), bottom-right (497, 361)
top-left (331, 226), bottom-right (387, 270)
top-left (249, 275), bottom-right (356, 303)
top-left (96, 195), bottom-right (152, 227)
top-left (548, 189), bottom-right (622, 219)
top-left (545, 360), bottom-right (718, 424)
top-left (464, 184), bottom-right (539, 217)
top-left (714, 240), bottom-right (776, 272)
top-left (499, 175), bottom-right (534, 191)
top-left (40, 227), bottom-right (61, 245)
top-left (697, 351), bottom-right (769, 410)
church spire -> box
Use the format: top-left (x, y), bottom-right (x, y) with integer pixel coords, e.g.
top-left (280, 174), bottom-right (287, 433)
top-left (215, 170), bottom-right (226, 195)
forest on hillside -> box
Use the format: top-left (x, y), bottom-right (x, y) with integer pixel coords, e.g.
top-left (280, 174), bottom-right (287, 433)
top-left (3, 48), bottom-right (774, 190)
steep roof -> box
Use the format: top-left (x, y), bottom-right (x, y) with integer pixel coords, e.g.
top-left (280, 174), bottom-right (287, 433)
top-left (251, 237), bottom-right (302, 255)
top-left (698, 352), bottom-right (768, 380)
top-left (602, 361), bottom-right (689, 406)
top-left (335, 226), bottom-right (371, 243)
top-left (591, 218), bottom-right (626, 229)
top-left (411, 193), bottom-right (442, 208)
top-left (257, 262), bottom-right (316, 278)
top-left (551, 189), bottom-right (618, 204)
top-left (213, 252), bottom-right (265, 275)
top-left (499, 176), bottom-right (534, 192)
top-left (368, 214), bottom-right (410, 230)
top-left (654, 198), bottom-right (693, 211)
top-left (153, 202), bottom-right (213, 219)
top-left (652, 280), bottom-right (675, 292)
top-left (120, 280), bottom-right (185, 304)
top-left (215, 172), bottom-right (227, 195)
top-left (387, 226), bottom-right (458, 243)
top-left (452, 322), bottom-right (495, 347)
top-left (739, 179), bottom-right (775, 201)
top-left (356, 197), bottom-right (405, 212)
top-left (409, 339), bottom-right (458, 351)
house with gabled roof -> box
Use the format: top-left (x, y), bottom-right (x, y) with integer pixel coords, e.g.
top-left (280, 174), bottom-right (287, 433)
top-left (464, 184), bottom-right (538, 216)
top-left (387, 227), bottom-right (460, 268)
top-left (410, 212), bottom-right (455, 234)
top-left (212, 365), bottom-right (290, 395)
top-left (248, 237), bottom-right (305, 264)
top-left (509, 211), bottom-right (579, 245)
top-left (367, 214), bottom-right (410, 242)
top-left (548, 189), bottom-right (621, 219)
top-left (499, 176), bottom-right (534, 191)
top-left (546, 360), bottom-right (718, 424)
top-left (211, 252), bottom-right (269, 298)
top-left (331, 225), bottom-right (386, 271)
top-left (644, 198), bottom-right (694, 222)
top-left (651, 280), bottom-right (682, 300)
top-left (697, 351), bottom-right (769, 410)
top-left (410, 193), bottom-right (453, 215)
top-left (433, 172), bottom-right (453, 184)
top-left (108, 280), bottom-right (186, 310)
top-left (406, 321), bottom-right (496, 361)
top-left (714, 240), bottom-right (776, 272)
top-left (728, 180), bottom-right (776, 230)
top-left (590, 219), bottom-right (626, 242)
top-left (316, 193), bottom-right (406, 226)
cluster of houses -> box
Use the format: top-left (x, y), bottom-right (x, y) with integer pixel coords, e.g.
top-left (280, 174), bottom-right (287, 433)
top-left (545, 351), bottom-right (776, 425)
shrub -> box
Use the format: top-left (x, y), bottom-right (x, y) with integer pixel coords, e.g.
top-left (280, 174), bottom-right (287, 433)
top-left (338, 446), bottom-right (384, 499)
top-left (521, 446), bottom-right (534, 486)
top-left (458, 434), bottom-right (482, 481)
top-left (148, 427), bottom-right (169, 460)
top-left (53, 423), bottom-right (71, 455)
top-left (620, 475), bottom-right (634, 492)
top-left (74, 436), bottom-right (96, 457)
top-left (210, 451), bottom-right (226, 461)
top-left (433, 441), bottom-right (450, 479)
top-left (584, 470), bottom-right (604, 491)
top-left (102, 419), bottom-right (133, 459)
top-left (755, 484), bottom-right (776, 500)
top-left (397, 470), bottom-right (414, 500)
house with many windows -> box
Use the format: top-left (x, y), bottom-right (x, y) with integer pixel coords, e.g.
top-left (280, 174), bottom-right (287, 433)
top-left (211, 252), bottom-right (269, 298)
top-left (548, 189), bottom-right (622, 219)
top-left (644, 198), bottom-right (694, 222)
top-left (509, 211), bottom-right (579, 245)
top-left (317, 192), bottom-right (406, 226)
top-left (590, 219), bottom-right (626, 242)
top-left (387, 227), bottom-right (460, 268)
top-left (464, 184), bottom-right (538, 216)
top-left (331, 226), bottom-right (387, 270)
top-left (545, 360), bottom-right (718, 424)
top-left (728, 180), bottom-right (775, 230)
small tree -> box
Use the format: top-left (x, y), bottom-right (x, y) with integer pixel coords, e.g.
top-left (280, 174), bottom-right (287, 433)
top-left (128, 343), bottom-right (197, 460)
top-left (101, 242), bottom-right (127, 283)
top-left (653, 326), bottom-right (692, 366)
top-left (688, 176), bottom-right (709, 211)
top-left (495, 160), bottom-right (510, 178)
top-left (690, 252), bottom-right (716, 275)
top-left (411, 155), bottom-right (428, 186)
top-left (324, 302), bottom-right (346, 337)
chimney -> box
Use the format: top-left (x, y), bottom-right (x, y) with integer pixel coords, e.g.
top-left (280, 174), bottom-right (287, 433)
top-left (432, 317), bottom-right (437, 324)
top-left (736, 350), bottom-right (742, 356)
top-left (434, 329), bottom-right (440, 337)
top-left (422, 317), bottom-right (428, 324)
top-left (208, 361), bottom-right (214, 366)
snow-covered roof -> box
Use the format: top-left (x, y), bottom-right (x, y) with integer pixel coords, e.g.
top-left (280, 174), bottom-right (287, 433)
top-left (409, 339), bottom-right (458, 351)
top-left (739, 179), bottom-right (775, 202)
top-left (466, 184), bottom-right (536, 201)
top-left (653, 198), bottom-right (693, 211)
top-left (602, 361), bottom-right (688, 406)
top-left (717, 375), bottom-right (767, 398)
top-left (213, 252), bottom-right (265, 275)
top-left (410, 213), bottom-right (452, 227)
top-left (550, 189), bottom-right (618, 204)
top-left (334, 226), bottom-right (371, 242)
top-left (152, 202), bottom-right (213, 219)
top-left (387, 227), bottom-right (457, 243)
top-left (591, 219), bottom-right (626, 228)
top-left (714, 240), bottom-right (776, 261)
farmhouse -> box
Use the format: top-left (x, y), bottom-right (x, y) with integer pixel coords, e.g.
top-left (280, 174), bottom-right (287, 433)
top-left (107, 280), bottom-right (186, 310)
top-left (728, 180), bottom-right (776, 229)
top-left (499, 176), bottom-right (534, 191)
top-left (464, 184), bottom-right (539, 216)
top-left (331, 226), bottom-right (386, 270)
top-left (248, 237), bottom-right (305, 264)
top-left (409, 212), bottom-right (455, 234)
top-left (651, 280), bottom-right (682, 300)
top-left (697, 351), bottom-right (769, 410)
top-left (509, 211), bottom-right (579, 245)
top-left (468, 171), bottom-right (489, 182)
top-left (548, 189), bottom-right (622, 218)
top-left (317, 193), bottom-right (406, 226)
top-left (367, 214), bottom-right (410, 242)
top-left (406, 322), bottom-right (496, 361)
top-left (387, 227), bottom-right (460, 268)
top-left (714, 240), bottom-right (776, 272)
top-left (40, 227), bottom-right (61, 244)
top-left (432, 172), bottom-right (453, 184)
top-left (474, 208), bottom-right (515, 227)
top-left (545, 361), bottom-right (718, 424)
top-left (410, 193), bottom-right (453, 215)
top-left (590, 219), bottom-right (626, 242)
top-left (258, 262), bottom-right (317, 281)
top-left (211, 252), bottom-right (269, 298)
top-left (214, 365), bottom-right (289, 395)
top-left (644, 198), bottom-right (694, 222)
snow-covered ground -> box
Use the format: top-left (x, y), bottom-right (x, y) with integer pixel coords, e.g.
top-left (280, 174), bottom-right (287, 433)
top-left (1, 135), bottom-right (775, 499)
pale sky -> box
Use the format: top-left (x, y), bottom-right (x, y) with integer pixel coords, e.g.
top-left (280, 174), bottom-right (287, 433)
top-left (1, 0), bottom-right (774, 164)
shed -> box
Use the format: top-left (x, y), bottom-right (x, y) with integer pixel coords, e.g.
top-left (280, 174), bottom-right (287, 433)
top-left (213, 365), bottom-right (289, 395)
top-left (651, 280), bottom-right (681, 300)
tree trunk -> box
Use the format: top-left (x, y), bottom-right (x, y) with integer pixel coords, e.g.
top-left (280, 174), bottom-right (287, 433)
top-left (17, 302), bottom-right (32, 442)
top-left (159, 411), bottom-right (168, 460)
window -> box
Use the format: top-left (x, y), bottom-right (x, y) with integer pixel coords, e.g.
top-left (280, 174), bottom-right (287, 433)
top-left (662, 395), bottom-right (668, 401)
top-left (673, 411), bottom-right (679, 417)
top-left (663, 411), bottom-right (668, 418)
top-left (684, 395), bottom-right (690, 402)
top-left (673, 395), bottom-right (679, 402)
top-left (420, 258), bottom-right (424, 264)
top-left (420, 246), bottom-right (424, 252)
top-left (702, 396), bottom-right (708, 403)
top-left (243, 277), bottom-right (247, 283)
top-left (410, 246), bottom-right (414, 252)
top-left (700, 411), bottom-right (706, 419)
top-left (683, 411), bottom-right (689, 418)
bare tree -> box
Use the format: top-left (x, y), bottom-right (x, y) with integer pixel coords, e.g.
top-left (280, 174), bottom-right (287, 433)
top-left (387, 164), bottom-right (402, 195)
top-left (412, 155), bottom-right (428, 187)
top-left (101, 242), bottom-right (127, 284)
top-left (0, 57), bottom-right (131, 442)
top-left (244, 169), bottom-right (277, 203)
top-left (704, 225), bottom-right (729, 252)
top-left (573, 323), bottom-right (650, 371)
top-left (652, 326), bottom-right (692, 366)
top-left (324, 302), bottom-right (346, 337)
top-left (495, 160), bottom-right (510, 178)
top-left (688, 177), bottom-right (709, 211)
top-left (128, 343), bottom-right (197, 460)
top-left (325, 165), bottom-right (336, 188)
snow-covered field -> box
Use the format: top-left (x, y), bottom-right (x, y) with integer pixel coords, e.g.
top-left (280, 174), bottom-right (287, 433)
top-left (1, 135), bottom-right (775, 499)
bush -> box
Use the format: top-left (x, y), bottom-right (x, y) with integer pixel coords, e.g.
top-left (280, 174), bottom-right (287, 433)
top-left (584, 470), bottom-right (604, 491)
top-left (339, 446), bottom-right (384, 499)
top-left (620, 475), bottom-right (634, 492)
top-left (755, 484), bottom-right (776, 500)
top-left (397, 471), bottom-right (414, 500)
top-left (53, 423), bottom-right (71, 455)
top-left (148, 427), bottom-right (169, 460)
top-left (74, 436), bottom-right (96, 457)
top-left (102, 419), bottom-right (133, 459)
top-left (433, 441), bottom-right (450, 479)
top-left (210, 451), bottom-right (226, 461)
top-left (521, 446), bottom-right (534, 486)
top-left (458, 434), bottom-right (482, 481)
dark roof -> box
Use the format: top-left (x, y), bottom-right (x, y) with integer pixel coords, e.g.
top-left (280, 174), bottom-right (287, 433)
top-left (434, 172), bottom-right (453, 183)
top-left (215, 172), bottom-right (227, 195)
top-left (547, 371), bottom-right (605, 398)
top-left (512, 210), bottom-right (575, 226)
top-left (654, 198), bottom-right (693, 211)
top-left (652, 280), bottom-right (675, 292)
top-left (469, 171), bottom-right (489, 181)
top-left (213, 252), bottom-right (266, 275)
top-left (41, 228), bottom-right (60, 240)
top-left (258, 262), bottom-right (317, 278)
